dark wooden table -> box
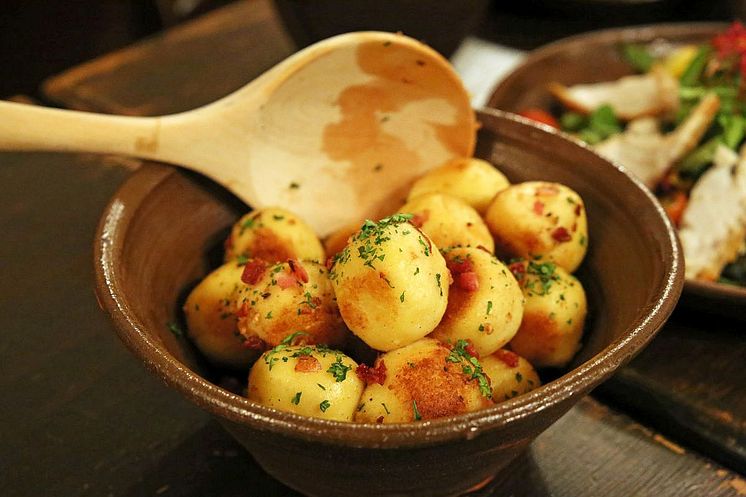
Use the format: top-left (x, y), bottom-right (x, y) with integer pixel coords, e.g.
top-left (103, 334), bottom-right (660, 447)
top-left (2, 1), bottom-right (745, 496)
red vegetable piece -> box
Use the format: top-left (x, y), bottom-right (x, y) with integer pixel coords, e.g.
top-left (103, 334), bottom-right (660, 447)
top-left (518, 108), bottom-right (559, 128)
top-left (242, 336), bottom-right (266, 350)
top-left (288, 259), bottom-right (309, 283)
top-left (533, 201), bottom-right (544, 215)
top-left (464, 341), bottom-right (480, 359)
top-left (446, 257), bottom-right (474, 275)
top-left (508, 261), bottom-right (526, 280)
top-left (277, 273), bottom-right (297, 289)
top-left (295, 355), bottom-right (322, 372)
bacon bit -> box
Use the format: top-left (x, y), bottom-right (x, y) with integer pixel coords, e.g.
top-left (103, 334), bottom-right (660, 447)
top-left (551, 227), bottom-right (572, 242)
top-left (295, 355), bottom-right (322, 372)
top-left (242, 336), bottom-right (266, 350)
top-left (236, 302), bottom-right (249, 318)
top-left (325, 256), bottom-right (335, 270)
top-left (508, 261), bottom-right (526, 280)
top-left (574, 204), bottom-right (582, 217)
top-left (277, 273), bottom-right (296, 289)
top-left (410, 210), bottom-right (430, 228)
top-left (447, 257), bottom-right (474, 275)
top-left (482, 323), bottom-right (494, 335)
top-left (241, 259), bottom-right (266, 285)
top-left (356, 360), bottom-right (387, 385)
top-left (533, 201), bottom-right (545, 215)
top-left (494, 349), bottom-right (520, 368)
top-left (288, 259), bottom-right (309, 283)
top-left (464, 341), bottom-right (480, 359)
top-left (376, 416), bottom-right (385, 424)
top-left (456, 272), bottom-right (479, 292)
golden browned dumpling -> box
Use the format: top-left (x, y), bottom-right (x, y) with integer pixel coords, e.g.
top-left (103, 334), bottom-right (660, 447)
top-left (225, 207), bottom-right (324, 263)
top-left (398, 193), bottom-right (494, 252)
top-left (354, 338), bottom-right (494, 423)
top-left (183, 261), bottom-right (259, 369)
top-left (429, 246), bottom-right (524, 357)
top-left (408, 157), bottom-right (510, 213)
top-left (481, 349), bottom-right (541, 402)
top-left (247, 338), bottom-right (364, 421)
top-left (236, 259), bottom-right (347, 349)
top-left (484, 182), bottom-right (588, 272)
top-left (323, 222), bottom-right (360, 259)
top-left (507, 260), bottom-right (587, 368)
top-left (330, 215), bottom-right (449, 351)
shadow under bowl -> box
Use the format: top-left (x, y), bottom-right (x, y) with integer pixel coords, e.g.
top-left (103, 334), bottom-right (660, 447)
top-left (94, 109), bottom-right (683, 497)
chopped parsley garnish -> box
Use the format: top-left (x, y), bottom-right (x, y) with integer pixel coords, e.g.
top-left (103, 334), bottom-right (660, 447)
top-left (319, 400), bottom-right (331, 412)
top-left (525, 261), bottom-right (560, 296)
top-left (317, 383), bottom-right (326, 390)
top-left (236, 254), bottom-right (249, 266)
top-left (400, 291), bottom-right (406, 303)
top-left (239, 217), bottom-right (255, 234)
top-left (291, 392), bottom-right (302, 405)
top-left (289, 181), bottom-right (300, 189)
top-left (515, 372), bottom-right (523, 382)
top-left (167, 321), bottom-right (183, 338)
top-left (418, 236), bottom-right (431, 256)
top-left (263, 332), bottom-right (309, 370)
top-left (272, 214), bottom-right (285, 221)
top-left (486, 301), bottom-right (493, 315)
top-left (300, 291), bottom-right (318, 310)
top-left (413, 267), bottom-right (420, 275)
top-left (412, 400), bottom-right (422, 421)
top-left (327, 356), bottom-right (352, 382)
top-left (436, 273), bottom-right (442, 295)
top-left (382, 402), bottom-right (391, 415)
top-left (446, 339), bottom-right (492, 399)
top-left (265, 311), bottom-right (273, 319)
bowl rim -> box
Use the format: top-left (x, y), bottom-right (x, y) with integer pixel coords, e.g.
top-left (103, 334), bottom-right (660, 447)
top-left (488, 20), bottom-right (746, 314)
top-left (94, 108), bottom-right (683, 448)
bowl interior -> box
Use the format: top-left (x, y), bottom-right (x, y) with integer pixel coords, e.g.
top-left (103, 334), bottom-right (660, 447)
top-left (95, 109), bottom-right (682, 448)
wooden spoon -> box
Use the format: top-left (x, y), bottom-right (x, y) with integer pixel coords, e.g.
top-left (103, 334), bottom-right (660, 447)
top-left (0, 32), bottom-right (475, 236)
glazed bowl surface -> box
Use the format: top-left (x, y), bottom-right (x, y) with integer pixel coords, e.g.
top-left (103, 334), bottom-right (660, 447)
top-left (94, 108), bottom-right (683, 497)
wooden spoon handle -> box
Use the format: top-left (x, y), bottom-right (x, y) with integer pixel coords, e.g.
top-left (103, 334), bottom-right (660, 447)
top-left (0, 100), bottom-right (161, 158)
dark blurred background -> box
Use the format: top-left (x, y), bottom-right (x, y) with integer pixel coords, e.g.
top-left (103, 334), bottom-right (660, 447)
top-left (0, 0), bottom-right (742, 99)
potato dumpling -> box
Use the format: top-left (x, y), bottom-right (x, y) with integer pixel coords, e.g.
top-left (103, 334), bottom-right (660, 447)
top-left (330, 215), bottom-right (448, 351)
top-left (354, 338), bottom-right (494, 423)
top-left (225, 207), bottom-right (324, 263)
top-left (236, 259), bottom-right (347, 349)
top-left (429, 247), bottom-right (524, 357)
top-left (408, 157), bottom-right (510, 213)
top-left (484, 182), bottom-right (588, 272)
top-left (247, 340), bottom-right (364, 421)
top-left (183, 261), bottom-right (258, 369)
top-left (507, 260), bottom-right (587, 368)
top-left (481, 349), bottom-right (541, 402)
top-left (323, 222), bottom-right (360, 259)
top-left (398, 193), bottom-right (494, 252)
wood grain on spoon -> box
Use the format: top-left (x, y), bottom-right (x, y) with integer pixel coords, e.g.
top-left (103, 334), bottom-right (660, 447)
top-left (0, 32), bottom-right (475, 236)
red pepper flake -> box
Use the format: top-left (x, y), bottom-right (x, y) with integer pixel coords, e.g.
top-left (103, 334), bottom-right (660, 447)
top-left (456, 272), bottom-right (479, 292)
top-left (533, 201), bottom-right (544, 215)
top-left (241, 259), bottom-right (266, 285)
top-left (494, 349), bottom-right (519, 368)
top-left (410, 211), bottom-right (430, 228)
top-left (288, 259), bottom-right (309, 283)
top-left (295, 355), bottom-right (322, 372)
top-left (325, 256), bottom-right (335, 270)
top-left (464, 341), bottom-right (480, 359)
top-left (551, 227), bottom-right (572, 242)
top-left (242, 335), bottom-right (266, 350)
top-left (376, 416), bottom-right (385, 424)
top-left (356, 360), bottom-right (387, 385)
top-left (574, 204), bottom-right (582, 217)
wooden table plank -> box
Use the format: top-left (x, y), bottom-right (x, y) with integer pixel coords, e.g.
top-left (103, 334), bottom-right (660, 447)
top-left (43, 0), bottom-right (295, 115)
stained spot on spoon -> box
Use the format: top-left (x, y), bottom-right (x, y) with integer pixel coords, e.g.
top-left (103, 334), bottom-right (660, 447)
top-left (322, 39), bottom-right (475, 220)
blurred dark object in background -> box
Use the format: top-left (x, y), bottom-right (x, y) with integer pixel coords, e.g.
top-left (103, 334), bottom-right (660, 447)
top-left (0, 0), bottom-right (231, 99)
top-left (480, 0), bottom-right (739, 50)
top-left (273, 0), bottom-right (489, 57)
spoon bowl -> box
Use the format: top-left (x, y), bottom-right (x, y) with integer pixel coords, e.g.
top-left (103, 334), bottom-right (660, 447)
top-left (0, 32), bottom-right (475, 236)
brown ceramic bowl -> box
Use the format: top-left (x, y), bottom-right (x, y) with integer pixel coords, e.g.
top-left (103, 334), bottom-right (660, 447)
top-left (488, 22), bottom-right (746, 321)
top-left (94, 109), bottom-right (683, 497)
